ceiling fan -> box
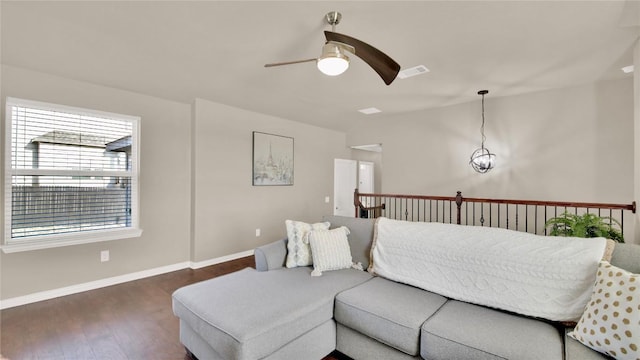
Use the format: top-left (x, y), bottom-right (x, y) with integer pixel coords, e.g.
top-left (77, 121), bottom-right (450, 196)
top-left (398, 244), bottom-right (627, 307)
top-left (264, 11), bottom-right (401, 85)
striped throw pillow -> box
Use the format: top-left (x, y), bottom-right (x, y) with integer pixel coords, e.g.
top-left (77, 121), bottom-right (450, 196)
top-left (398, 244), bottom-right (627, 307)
top-left (308, 226), bottom-right (353, 276)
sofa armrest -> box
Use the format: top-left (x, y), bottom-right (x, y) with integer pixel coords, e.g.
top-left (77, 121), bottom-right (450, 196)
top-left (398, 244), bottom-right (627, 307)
top-left (254, 238), bottom-right (287, 271)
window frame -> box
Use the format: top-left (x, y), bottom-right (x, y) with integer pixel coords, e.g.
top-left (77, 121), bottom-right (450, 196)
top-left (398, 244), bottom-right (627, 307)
top-left (3, 97), bottom-right (142, 253)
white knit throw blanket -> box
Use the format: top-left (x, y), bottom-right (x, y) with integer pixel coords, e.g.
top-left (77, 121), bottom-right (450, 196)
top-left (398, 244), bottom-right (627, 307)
top-left (369, 218), bottom-right (607, 322)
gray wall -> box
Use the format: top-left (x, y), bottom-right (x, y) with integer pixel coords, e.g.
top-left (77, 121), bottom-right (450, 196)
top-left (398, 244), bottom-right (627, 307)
top-left (0, 65), bottom-right (193, 299)
top-left (347, 78), bottom-right (636, 243)
top-left (191, 98), bottom-right (349, 262)
top-left (0, 66), bottom-right (350, 300)
top-left (348, 78), bottom-right (633, 202)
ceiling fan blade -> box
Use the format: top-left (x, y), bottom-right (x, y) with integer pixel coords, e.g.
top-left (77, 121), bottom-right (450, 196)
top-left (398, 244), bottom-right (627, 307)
top-left (264, 58), bottom-right (316, 67)
top-left (324, 31), bottom-right (400, 85)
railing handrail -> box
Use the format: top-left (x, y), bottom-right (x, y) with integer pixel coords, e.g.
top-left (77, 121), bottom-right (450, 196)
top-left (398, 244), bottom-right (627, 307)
top-left (354, 191), bottom-right (457, 202)
top-left (355, 189), bottom-right (636, 214)
top-left (460, 196), bottom-right (636, 213)
top-left (354, 189), bottom-right (636, 232)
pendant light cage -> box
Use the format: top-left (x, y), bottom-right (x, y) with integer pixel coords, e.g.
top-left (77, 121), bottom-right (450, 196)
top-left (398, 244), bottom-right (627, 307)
top-left (470, 90), bottom-right (496, 173)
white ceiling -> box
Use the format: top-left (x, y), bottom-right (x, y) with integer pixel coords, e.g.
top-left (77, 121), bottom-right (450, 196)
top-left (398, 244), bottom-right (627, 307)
top-left (2, 1), bottom-right (639, 132)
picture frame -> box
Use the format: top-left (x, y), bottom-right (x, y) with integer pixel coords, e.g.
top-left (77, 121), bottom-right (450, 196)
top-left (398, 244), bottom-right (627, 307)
top-left (252, 131), bottom-right (294, 186)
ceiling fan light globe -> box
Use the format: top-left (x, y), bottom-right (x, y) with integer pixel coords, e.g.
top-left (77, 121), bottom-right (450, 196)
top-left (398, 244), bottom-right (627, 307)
top-left (317, 56), bottom-right (349, 76)
top-left (317, 42), bottom-right (349, 76)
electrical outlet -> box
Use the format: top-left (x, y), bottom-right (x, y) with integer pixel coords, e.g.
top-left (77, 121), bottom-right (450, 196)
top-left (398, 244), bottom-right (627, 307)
top-left (255, 228), bottom-right (261, 237)
top-left (325, 196), bottom-right (330, 203)
top-left (100, 250), bottom-right (110, 262)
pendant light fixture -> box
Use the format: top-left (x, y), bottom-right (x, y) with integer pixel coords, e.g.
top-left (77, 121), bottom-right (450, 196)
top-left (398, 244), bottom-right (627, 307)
top-left (469, 90), bottom-right (496, 173)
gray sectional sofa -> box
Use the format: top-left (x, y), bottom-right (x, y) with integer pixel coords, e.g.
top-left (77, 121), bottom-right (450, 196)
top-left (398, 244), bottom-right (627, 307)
top-left (172, 215), bottom-right (640, 360)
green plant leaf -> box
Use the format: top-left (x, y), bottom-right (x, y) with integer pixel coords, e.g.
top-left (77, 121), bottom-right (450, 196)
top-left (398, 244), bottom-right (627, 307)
top-left (544, 212), bottom-right (624, 243)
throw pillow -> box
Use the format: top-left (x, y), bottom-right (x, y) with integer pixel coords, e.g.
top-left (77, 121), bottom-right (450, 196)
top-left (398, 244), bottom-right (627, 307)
top-left (569, 261), bottom-right (639, 360)
top-left (285, 220), bottom-right (330, 268)
top-left (308, 226), bottom-right (355, 276)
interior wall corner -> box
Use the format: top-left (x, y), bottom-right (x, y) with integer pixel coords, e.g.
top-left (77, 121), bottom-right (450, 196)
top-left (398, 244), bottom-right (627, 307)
top-left (633, 38), bottom-right (640, 243)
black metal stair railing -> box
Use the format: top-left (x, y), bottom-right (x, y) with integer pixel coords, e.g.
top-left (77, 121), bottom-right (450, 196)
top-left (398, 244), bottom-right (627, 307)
top-left (354, 189), bottom-right (636, 239)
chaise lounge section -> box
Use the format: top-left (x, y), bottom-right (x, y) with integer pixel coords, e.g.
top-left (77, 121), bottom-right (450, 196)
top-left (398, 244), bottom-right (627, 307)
top-left (173, 215), bottom-right (640, 360)
top-left (172, 266), bottom-right (371, 360)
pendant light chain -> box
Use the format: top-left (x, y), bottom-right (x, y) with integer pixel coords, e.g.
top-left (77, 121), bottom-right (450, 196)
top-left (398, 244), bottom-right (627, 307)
top-left (480, 92), bottom-right (487, 150)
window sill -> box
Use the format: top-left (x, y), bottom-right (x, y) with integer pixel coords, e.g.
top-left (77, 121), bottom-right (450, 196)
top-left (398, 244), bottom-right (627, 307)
top-left (1, 228), bottom-right (143, 253)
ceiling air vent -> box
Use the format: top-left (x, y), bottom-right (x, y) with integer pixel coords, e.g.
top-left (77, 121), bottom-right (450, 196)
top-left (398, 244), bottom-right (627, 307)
top-left (398, 65), bottom-right (430, 79)
top-left (358, 107), bottom-right (382, 115)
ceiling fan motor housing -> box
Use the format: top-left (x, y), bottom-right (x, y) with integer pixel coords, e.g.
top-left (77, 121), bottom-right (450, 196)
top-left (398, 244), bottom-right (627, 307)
top-left (321, 43), bottom-right (348, 60)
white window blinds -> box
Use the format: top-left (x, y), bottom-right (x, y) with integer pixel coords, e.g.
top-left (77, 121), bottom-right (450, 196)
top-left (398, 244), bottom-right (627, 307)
top-left (4, 98), bottom-right (141, 251)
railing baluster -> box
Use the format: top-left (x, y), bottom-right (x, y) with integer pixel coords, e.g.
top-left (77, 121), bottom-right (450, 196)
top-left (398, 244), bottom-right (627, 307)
top-left (404, 198), bottom-right (408, 220)
top-left (465, 202), bottom-right (468, 225)
top-left (473, 203), bottom-right (476, 226)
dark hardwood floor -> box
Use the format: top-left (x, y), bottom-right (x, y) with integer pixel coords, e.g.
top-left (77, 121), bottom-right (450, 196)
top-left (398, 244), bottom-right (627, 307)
top-left (0, 256), bottom-right (348, 360)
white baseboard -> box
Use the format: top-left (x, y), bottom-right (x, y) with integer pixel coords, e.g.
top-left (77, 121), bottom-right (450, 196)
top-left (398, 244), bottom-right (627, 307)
top-left (0, 250), bottom-right (255, 310)
top-left (189, 249), bottom-right (254, 269)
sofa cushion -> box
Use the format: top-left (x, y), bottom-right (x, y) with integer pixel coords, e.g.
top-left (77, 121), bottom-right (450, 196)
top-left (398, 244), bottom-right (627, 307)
top-left (565, 328), bottom-right (612, 360)
top-left (172, 267), bottom-right (371, 360)
top-left (285, 220), bottom-right (330, 268)
top-left (178, 318), bottom-right (339, 360)
top-left (569, 261), bottom-right (639, 360)
top-left (335, 276), bottom-right (447, 356)
top-left (421, 300), bottom-right (564, 360)
top-left (322, 215), bottom-right (374, 269)
top-left (337, 323), bottom-right (421, 360)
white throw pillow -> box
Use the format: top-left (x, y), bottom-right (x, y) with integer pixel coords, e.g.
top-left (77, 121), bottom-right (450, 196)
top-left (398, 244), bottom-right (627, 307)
top-left (308, 226), bottom-right (354, 276)
top-left (569, 261), bottom-right (639, 360)
top-left (285, 220), bottom-right (330, 268)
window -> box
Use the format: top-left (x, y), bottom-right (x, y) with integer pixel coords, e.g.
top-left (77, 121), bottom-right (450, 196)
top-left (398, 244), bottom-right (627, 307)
top-left (3, 98), bottom-right (142, 253)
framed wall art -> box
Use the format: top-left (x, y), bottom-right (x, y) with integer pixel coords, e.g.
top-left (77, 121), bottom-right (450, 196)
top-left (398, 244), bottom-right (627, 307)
top-left (252, 131), bottom-right (294, 186)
